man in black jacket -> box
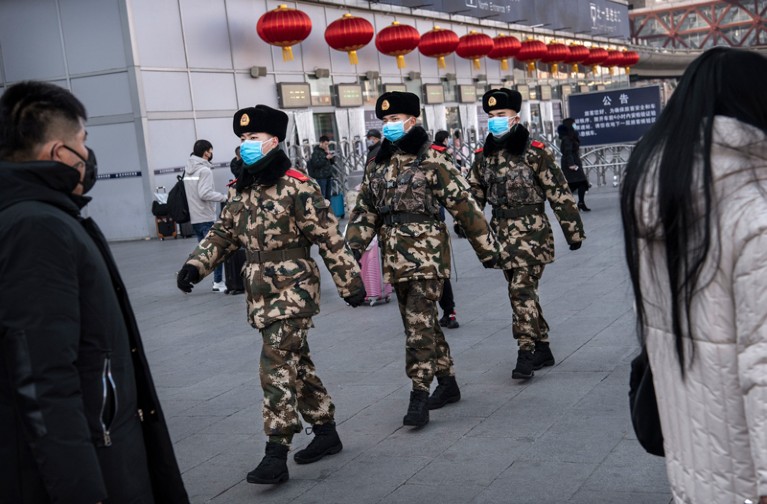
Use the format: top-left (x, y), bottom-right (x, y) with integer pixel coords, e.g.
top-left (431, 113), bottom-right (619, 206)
top-left (307, 135), bottom-right (335, 200)
top-left (0, 81), bottom-right (188, 503)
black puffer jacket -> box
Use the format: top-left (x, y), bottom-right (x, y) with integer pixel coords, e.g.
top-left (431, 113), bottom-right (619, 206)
top-left (308, 145), bottom-right (335, 179)
top-left (0, 162), bottom-right (188, 504)
top-left (557, 125), bottom-right (588, 185)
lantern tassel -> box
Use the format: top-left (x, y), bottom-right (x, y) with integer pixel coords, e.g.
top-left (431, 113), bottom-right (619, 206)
top-left (473, 58), bottom-right (481, 70)
top-left (610, 67), bottom-right (616, 76)
top-left (527, 61), bottom-right (535, 74)
top-left (552, 63), bottom-right (559, 74)
top-left (624, 66), bottom-right (630, 75)
top-left (282, 46), bottom-right (294, 62)
top-left (500, 59), bottom-right (509, 71)
top-left (592, 65), bottom-right (598, 73)
top-left (396, 54), bottom-right (406, 69)
top-left (348, 50), bottom-right (358, 65)
top-left (573, 63), bottom-right (580, 73)
top-left (437, 56), bottom-right (446, 69)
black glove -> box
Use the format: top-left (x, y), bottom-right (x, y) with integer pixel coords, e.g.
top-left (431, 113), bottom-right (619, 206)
top-left (344, 287), bottom-right (367, 307)
top-left (482, 254), bottom-right (499, 269)
top-left (176, 264), bottom-right (200, 293)
top-left (569, 242), bottom-right (582, 251)
top-left (453, 222), bottom-right (467, 239)
top-left (351, 248), bottom-right (363, 263)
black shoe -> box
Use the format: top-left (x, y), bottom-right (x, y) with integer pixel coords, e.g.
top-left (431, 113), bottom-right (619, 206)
top-left (428, 375), bottom-right (461, 410)
top-left (439, 313), bottom-right (450, 327)
top-left (293, 422), bottom-right (343, 465)
top-left (578, 202), bottom-right (591, 212)
top-left (246, 442), bottom-right (289, 485)
top-left (403, 390), bottom-right (429, 427)
top-left (533, 341), bottom-right (555, 370)
top-left (512, 350), bottom-right (535, 380)
top-left (439, 311), bottom-right (460, 329)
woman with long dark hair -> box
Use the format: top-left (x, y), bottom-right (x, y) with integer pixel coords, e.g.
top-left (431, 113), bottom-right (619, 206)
top-left (621, 47), bottom-right (767, 503)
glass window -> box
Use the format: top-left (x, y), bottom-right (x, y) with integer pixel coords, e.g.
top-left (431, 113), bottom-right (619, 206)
top-left (442, 81), bottom-right (457, 102)
top-left (313, 113), bottom-right (337, 143)
top-left (309, 77), bottom-right (332, 106)
top-left (445, 106), bottom-right (460, 131)
top-left (360, 77), bottom-right (381, 107)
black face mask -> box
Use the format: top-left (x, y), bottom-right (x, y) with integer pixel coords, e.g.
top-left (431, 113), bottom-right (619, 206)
top-left (62, 145), bottom-right (98, 194)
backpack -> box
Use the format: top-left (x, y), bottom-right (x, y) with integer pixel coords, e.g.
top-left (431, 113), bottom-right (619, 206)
top-left (167, 172), bottom-right (190, 223)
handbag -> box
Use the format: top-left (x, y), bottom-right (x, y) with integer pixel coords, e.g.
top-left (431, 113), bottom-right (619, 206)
top-left (628, 347), bottom-right (665, 457)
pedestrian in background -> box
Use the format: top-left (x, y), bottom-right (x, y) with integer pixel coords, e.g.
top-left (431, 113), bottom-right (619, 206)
top-left (176, 105), bottom-right (366, 486)
top-left (308, 135), bottom-right (335, 200)
top-left (557, 118), bottom-right (590, 211)
top-left (621, 47), bottom-right (767, 504)
top-left (347, 92), bottom-right (499, 428)
top-left (365, 128), bottom-right (382, 166)
top-left (0, 81), bottom-right (187, 503)
top-left (183, 139), bottom-right (228, 292)
top-left (468, 89), bottom-right (585, 380)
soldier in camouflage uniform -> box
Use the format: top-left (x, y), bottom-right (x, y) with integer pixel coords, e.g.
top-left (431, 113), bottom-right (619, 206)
top-left (468, 89), bottom-right (585, 380)
top-left (176, 105), bottom-right (366, 485)
top-left (346, 92), bottom-right (500, 428)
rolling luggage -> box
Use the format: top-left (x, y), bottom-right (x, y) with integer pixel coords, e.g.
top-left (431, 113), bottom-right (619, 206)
top-left (156, 216), bottom-right (176, 240)
top-left (178, 221), bottom-right (195, 238)
top-left (225, 248), bottom-right (247, 295)
top-left (330, 193), bottom-right (345, 218)
top-left (359, 236), bottom-right (392, 306)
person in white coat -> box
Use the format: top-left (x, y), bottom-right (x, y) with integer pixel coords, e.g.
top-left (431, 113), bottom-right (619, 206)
top-left (621, 47), bottom-right (767, 504)
top-left (184, 139), bottom-right (228, 291)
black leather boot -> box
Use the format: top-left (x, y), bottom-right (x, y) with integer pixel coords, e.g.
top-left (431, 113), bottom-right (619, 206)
top-left (578, 201), bottom-right (591, 212)
top-left (246, 442), bottom-right (289, 484)
top-left (533, 341), bottom-right (555, 370)
top-left (428, 375), bottom-right (461, 410)
top-left (512, 350), bottom-right (535, 380)
top-left (403, 390), bottom-right (429, 427)
top-left (293, 422), bottom-right (343, 465)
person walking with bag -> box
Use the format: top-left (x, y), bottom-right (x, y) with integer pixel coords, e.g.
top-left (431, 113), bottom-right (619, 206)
top-left (176, 105), bottom-right (366, 486)
top-left (557, 119), bottom-right (590, 211)
top-left (621, 47), bottom-right (767, 504)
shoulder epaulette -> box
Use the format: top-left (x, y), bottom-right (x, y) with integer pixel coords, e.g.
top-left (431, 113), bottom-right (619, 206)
top-left (285, 168), bottom-right (309, 181)
top-left (530, 140), bottom-right (546, 150)
top-left (474, 147), bottom-right (484, 154)
top-left (430, 144), bottom-right (447, 152)
top-left (227, 179), bottom-right (237, 187)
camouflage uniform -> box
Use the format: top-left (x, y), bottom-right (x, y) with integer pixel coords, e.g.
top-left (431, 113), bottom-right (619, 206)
top-left (184, 168), bottom-right (362, 443)
top-left (347, 126), bottom-right (498, 392)
top-left (468, 133), bottom-right (585, 351)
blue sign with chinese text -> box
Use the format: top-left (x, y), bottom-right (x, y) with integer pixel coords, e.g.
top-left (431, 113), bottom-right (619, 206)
top-left (567, 86), bottom-right (662, 146)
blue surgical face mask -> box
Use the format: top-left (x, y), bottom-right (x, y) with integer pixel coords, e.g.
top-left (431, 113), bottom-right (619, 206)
top-left (240, 139), bottom-right (266, 165)
top-left (488, 116), bottom-right (511, 137)
top-left (382, 121), bottom-right (406, 142)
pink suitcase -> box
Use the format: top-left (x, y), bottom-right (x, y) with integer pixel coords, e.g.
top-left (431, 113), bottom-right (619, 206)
top-left (359, 237), bottom-right (393, 306)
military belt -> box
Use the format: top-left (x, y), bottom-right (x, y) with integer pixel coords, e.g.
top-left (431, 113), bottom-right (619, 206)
top-left (492, 203), bottom-right (545, 219)
top-left (382, 213), bottom-right (435, 226)
top-left (246, 247), bottom-right (310, 264)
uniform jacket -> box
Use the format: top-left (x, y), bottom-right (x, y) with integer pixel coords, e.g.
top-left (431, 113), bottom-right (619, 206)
top-left (468, 125), bottom-right (585, 269)
top-left (557, 125), bottom-right (588, 185)
top-left (366, 142), bottom-right (382, 167)
top-left (183, 154), bottom-right (227, 224)
top-left (308, 145), bottom-right (335, 180)
top-left (638, 116), bottom-right (767, 503)
top-left (0, 162), bottom-right (188, 504)
top-left (346, 126), bottom-right (498, 284)
top-left (185, 149), bottom-right (363, 329)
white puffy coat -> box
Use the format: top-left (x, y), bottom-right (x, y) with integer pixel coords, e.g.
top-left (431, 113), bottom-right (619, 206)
top-left (183, 155), bottom-right (227, 224)
top-left (639, 116), bottom-right (767, 503)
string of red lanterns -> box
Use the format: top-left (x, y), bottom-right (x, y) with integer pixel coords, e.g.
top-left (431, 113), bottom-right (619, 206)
top-left (375, 21), bottom-right (420, 69)
top-left (488, 34), bottom-right (521, 71)
top-left (256, 5), bottom-right (312, 62)
top-left (516, 39), bottom-right (548, 73)
top-left (419, 26), bottom-right (460, 70)
top-left (541, 41), bottom-right (570, 75)
top-left (456, 30), bottom-right (494, 70)
top-left (324, 14), bottom-right (374, 65)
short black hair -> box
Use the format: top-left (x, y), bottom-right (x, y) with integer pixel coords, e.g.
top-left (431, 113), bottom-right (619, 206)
top-left (0, 81), bottom-right (87, 160)
top-left (193, 139), bottom-right (212, 157)
top-left (453, 130), bottom-right (461, 139)
top-left (319, 135), bottom-right (330, 143)
top-left (434, 130), bottom-right (450, 145)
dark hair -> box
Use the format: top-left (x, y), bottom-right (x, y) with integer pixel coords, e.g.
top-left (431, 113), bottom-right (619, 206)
top-left (620, 47), bottom-right (767, 374)
top-left (193, 139), bottom-right (212, 157)
top-left (434, 130), bottom-right (450, 146)
top-left (319, 135), bottom-right (330, 143)
top-left (0, 81), bottom-right (87, 159)
top-left (453, 130), bottom-right (461, 139)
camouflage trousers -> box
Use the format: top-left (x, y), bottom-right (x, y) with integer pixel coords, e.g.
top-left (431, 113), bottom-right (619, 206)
top-left (393, 279), bottom-right (455, 393)
top-left (259, 318), bottom-right (335, 446)
top-left (504, 265), bottom-right (550, 352)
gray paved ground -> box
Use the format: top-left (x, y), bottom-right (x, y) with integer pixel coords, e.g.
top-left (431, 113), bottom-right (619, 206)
top-left (112, 186), bottom-right (672, 503)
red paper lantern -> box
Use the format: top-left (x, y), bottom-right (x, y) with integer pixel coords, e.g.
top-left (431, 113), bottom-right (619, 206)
top-left (516, 39), bottom-right (548, 73)
top-left (621, 50), bottom-right (640, 74)
top-left (456, 31), bottom-right (494, 70)
top-left (375, 21), bottom-right (420, 69)
top-left (567, 44), bottom-right (590, 73)
top-left (488, 34), bottom-right (521, 71)
top-left (419, 26), bottom-right (459, 70)
top-left (257, 4), bottom-right (312, 62)
top-left (582, 47), bottom-right (609, 72)
top-left (325, 14), bottom-right (374, 65)
top-left (541, 42), bottom-right (571, 75)
top-left (602, 49), bottom-right (626, 74)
